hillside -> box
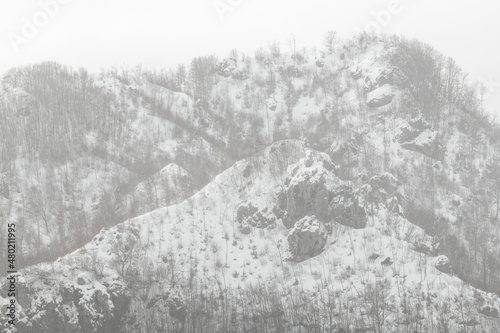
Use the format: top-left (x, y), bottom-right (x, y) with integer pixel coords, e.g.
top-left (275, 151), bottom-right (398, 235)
top-left (1, 33), bottom-right (500, 332)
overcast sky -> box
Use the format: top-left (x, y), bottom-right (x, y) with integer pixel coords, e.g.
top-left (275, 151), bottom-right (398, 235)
top-left (1, 0), bottom-right (499, 115)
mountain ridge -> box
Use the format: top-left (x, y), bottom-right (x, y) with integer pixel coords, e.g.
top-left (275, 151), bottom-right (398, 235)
top-left (1, 32), bottom-right (500, 332)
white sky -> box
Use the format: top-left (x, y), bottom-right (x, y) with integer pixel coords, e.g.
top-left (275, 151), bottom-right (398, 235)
top-left (0, 0), bottom-right (499, 115)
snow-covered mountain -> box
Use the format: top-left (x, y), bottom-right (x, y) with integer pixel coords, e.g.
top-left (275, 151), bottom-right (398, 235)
top-left (1, 33), bottom-right (500, 332)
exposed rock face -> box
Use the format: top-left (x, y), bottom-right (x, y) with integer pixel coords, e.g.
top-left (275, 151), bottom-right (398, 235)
top-left (479, 305), bottom-right (499, 318)
top-left (397, 118), bottom-right (444, 160)
top-left (366, 84), bottom-right (395, 107)
top-left (396, 121), bottom-right (422, 143)
top-left (435, 255), bottom-right (452, 274)
top-left (267, 98), bottom-right (278, 111)
top-left (217, 58), bottom-right (248, 80)
top-left (350, 62), bottom-right (393, 93)
top-left (366, 173), bottom-right (398, 203)
top-left (287, 216), bottom-right (327, 259)
top-left (329, 183), bottom-right (368, 229)
top-left (276, 151), bottom-right (367, 229)
top-left (363, 173), bottom-right (404, 216)
top-left (236, 202), bottom-right (276, 233)
top-left (412, 236), bottom-right (440, 256)
top-left (400, 129), bottom-right (444, 160)
top-left (380, 257), bottom-right (393, 266)
top-left (1, 275), bottom-right (130, 333)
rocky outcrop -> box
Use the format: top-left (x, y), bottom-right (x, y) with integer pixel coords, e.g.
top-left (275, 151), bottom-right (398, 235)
top-left (217, 58), bottom-right (248, 80)
top-left (0, 274), bottom-right (130, 333)
top-left (276, 151), bottom-right (367, 229)
top-left (366, 173), bottom-right (398, 203)
top-left (329, 183), bottom-right (368, 229)
top-left (400, 129), bottom-right (444, 160)
top-left (397, 117), bottom-right (444, 160)
top-left (396, 121), bottom-right (422, 143)
top-left (350, 63), bottom-right (393, 93)
top-left (287, 216), bottom-right (328, 259)
top-left (236, 202), bottom-right (276, 234)
top-left (267, 98), bottom-right (278, 111)
top-left (434, 255), bottom-right (452, 274)
top-left (362, 173), bottom-right (404, 216)
top-left (366, 84), bottom-right (395, 107)
top-left (380, 257), bottom-right (393, 266)
top-left (479, 305), bottom-right (499, 318)
top-left (412, 236), bottom-right (440, 256)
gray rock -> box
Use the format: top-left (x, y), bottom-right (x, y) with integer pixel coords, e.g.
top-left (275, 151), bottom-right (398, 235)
top-left (366, 173), bottom-right (398, 203)
top-left (276, 152), bottom-right (367, 229)
top-left (400, 130), bottom-right (444, 160)
top-left (329, 184), bottom-right (367, 229)
top-left (435, 255), bottom-right (452, 274)
top-left (396, 122), bottom-right (422, 143)
top-left (236, 202), bottom-right (276, 231)
top-left (412, 237), bottom-right (440, 256)
top-left (288, 216), bottom-right (328, 259)
top-left (366, 84), bottom-right (395, 107)
top-left (479, 305), bottom-right (499, 318)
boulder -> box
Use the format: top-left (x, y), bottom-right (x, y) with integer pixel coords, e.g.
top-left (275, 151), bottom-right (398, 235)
top-left (479, 305), bottom-right (499, 318)
top-left (434, 255), bottom-right (452, 274)
top-left (267, 98), bottom-right (278, 111)
top-left (288, 216), bottom-right (328, 259)
top-left (380, 257), bottom-right (393, 266)
top-left (366, 84), bottom-right (395, 108)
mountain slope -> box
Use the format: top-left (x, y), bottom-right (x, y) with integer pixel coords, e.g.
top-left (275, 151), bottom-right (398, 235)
top-left (2, 140), bottom-right (500, 332)
top-left (1, 33), bottom-right (500, 332)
